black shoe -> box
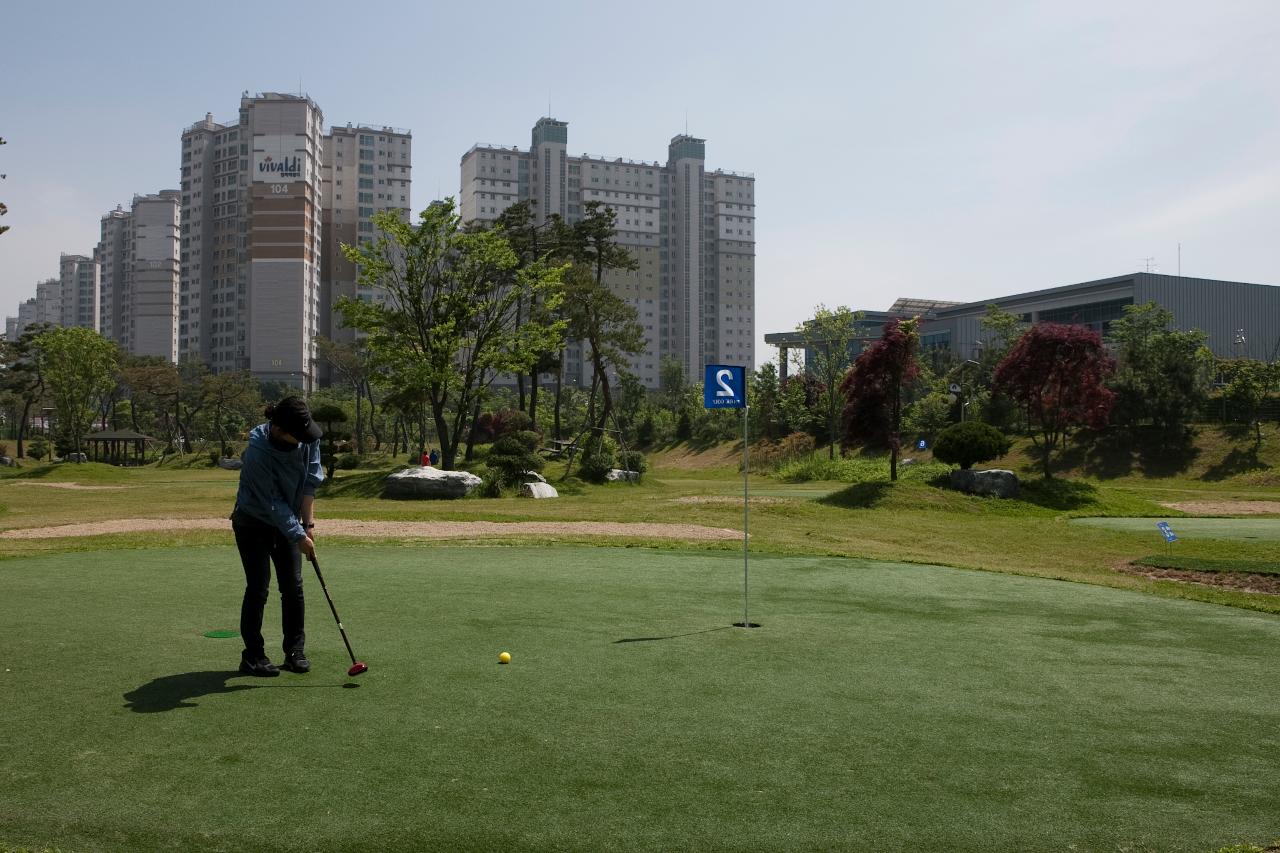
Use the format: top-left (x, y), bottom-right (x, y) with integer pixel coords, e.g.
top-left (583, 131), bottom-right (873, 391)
top-left (239, 655), bottom-right (280, 677)
top-left (283, 651), bottom-right (310, 674)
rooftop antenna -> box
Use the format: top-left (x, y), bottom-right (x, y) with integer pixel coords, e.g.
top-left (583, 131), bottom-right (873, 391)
top-left (1142, 256), bottom-right (1156, 273)
top-left (1177, 242), bottom-right (1182, 276)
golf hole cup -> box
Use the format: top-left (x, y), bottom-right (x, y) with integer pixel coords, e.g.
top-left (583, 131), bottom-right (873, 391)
top-left (498, 651), bottom-right (511, 664)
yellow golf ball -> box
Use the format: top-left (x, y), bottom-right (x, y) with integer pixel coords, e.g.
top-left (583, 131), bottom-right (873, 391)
top-left (498, 651), bottom-right (511, 664)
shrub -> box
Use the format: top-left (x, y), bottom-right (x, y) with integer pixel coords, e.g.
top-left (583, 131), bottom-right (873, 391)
top-left (618, 449), bottom-right (647, 474)
top-left (0, 442), bottom-right (9, 457)
top-left (337, 453), bottom-right (361, 470)
top-left (577, 434), bottom-right (617, 483)
top-left (486, 430), bottom-right (544, 486)
top-left (472, 408), bottom-right (537, 445)
top-left (27, 437), bottom-right (50, 461)
top-left (933, 421), bottom-right (1012, 470)
top-left (208, 451), bottom-right (221, 466)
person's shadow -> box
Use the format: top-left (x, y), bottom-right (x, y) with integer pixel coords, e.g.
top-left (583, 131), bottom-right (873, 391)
top-left (123, 671), bottom-right (258, 713)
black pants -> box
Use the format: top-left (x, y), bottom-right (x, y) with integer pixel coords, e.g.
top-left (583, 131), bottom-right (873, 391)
top-left (233, 514), bottom-right (305, 659)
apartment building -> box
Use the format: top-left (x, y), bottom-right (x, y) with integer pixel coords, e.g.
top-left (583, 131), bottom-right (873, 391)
top-left (319, 123), bottom-right (412, 349)
top-left (35, 278), bottom-right (61, 327)
top-left (180, 93), bottom-right (325, 389)
top-left (59, 253), bottom-right (99, 331)
top-left (98, 193), bottom-right (181, 361)
top-left (460, 118), bottom-right (756, 389)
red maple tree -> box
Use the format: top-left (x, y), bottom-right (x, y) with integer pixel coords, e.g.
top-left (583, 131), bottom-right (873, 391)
top-left (993, 322), bottom-right (1115, 478)
top-left (839, 317), bottom-right (920, 481)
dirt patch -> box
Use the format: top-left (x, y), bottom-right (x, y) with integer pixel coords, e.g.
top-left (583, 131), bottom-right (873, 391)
top-left (0, 517), bottom-right (742, 542)
top-left (5, 482), bottom-right (129, 491)
top-left (673, 496), bottom-right (784, 505)
top-left (1117, 561), bottom-right (1280, 595)
top-left (1163, 500), bottom-right (1280, 516)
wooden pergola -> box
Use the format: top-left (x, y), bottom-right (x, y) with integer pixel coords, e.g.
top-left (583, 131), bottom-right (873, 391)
top-left (81, 429), bottom-right (155, 466)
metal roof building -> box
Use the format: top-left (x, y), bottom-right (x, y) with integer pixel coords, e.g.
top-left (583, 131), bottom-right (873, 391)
top-left (765, 273), bottom-right (1280, 377)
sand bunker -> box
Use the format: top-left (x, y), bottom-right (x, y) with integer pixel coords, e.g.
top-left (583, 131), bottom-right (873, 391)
top-left (5, 482), bottom-right (129, 491)
top-left (1162, 500), bottom-right (1280, 516)
top-left (0, 517), bottom-right (742, 541)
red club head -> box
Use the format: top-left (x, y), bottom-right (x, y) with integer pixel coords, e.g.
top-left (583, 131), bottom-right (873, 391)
top-left (347, 661), bottom-right (368, 677)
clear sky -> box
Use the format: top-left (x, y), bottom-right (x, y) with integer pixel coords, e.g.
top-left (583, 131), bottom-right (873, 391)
top-left (2, 0), bottom-right (1277, 365)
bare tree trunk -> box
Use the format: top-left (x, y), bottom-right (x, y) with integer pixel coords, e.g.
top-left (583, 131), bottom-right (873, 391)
top-left (553, 354), bottom-right (565, 441)
top-left (464, 400), bottom-right (482, 462)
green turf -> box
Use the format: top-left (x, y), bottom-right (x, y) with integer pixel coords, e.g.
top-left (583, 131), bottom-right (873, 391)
top-left (1, 545), bottom-right (1278, 852)
top-left (1072, 517), bottom-right (1280, 542)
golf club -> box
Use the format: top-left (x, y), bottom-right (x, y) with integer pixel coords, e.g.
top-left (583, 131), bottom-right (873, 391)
top-left (307, 554), bottom-right (368, 677)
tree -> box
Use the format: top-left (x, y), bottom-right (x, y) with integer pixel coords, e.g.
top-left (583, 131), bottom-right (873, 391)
top-left (201, 371), bottom-right (262, 457)
top-left (748, 362), bottom-right (784, 440)
top-left (118, 356), bottom-right (181, 448)
top-left (839, 317), bottom-right (921, 481)
top-left (798, 305), bottom-right (865, 458)
top-left (32, 327), bottom-right (119, 458)
top-left (933, 421), bottom-right (1012, 470)
top-left (1107, 302), bottom-right (1214, 444)
top-left (903, 391), bottom-right (954, 445)
top-left (0, 135), bottom-right (8, 239)
top-left (310, 403), bottom-right (350, 479)
top-left (994, 323), bottom-right (1115, 479)
top-left (0, 323), bottom-right (51, 458)
top-left (338, 200), bottom-right (566, 470)
top-left (489, 200), bottom-right (568, 423)
top-left (1219, 358), bottom-right (1278, 447)
top-left (560, 202), bottom-right (645, 434)
top-left (314, 337), bottom-right (375, 454)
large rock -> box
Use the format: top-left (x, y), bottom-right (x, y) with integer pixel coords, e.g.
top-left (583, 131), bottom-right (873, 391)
top-left (519, 482), bottom-right (559, 499)
top-left (606, 469), bottom-right (640, 483)
top-left (0, 456), bottom-right (14, 467)
top-left (521, 471), bottom-right (547, 484)
top-left (218, 457), bottom-right (244, 470)
top-left (385, 465), bottom-right (482, 500)
top-left (951, 468), bottom-right (1019, 498)
top-left (62, 452), bottom-right (88, 463)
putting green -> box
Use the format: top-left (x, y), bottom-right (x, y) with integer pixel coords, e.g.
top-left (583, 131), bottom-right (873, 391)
top-left (1, 545), bottom-right (1278, 852)
top-left (1071, 516), bottom-right (1280, 541)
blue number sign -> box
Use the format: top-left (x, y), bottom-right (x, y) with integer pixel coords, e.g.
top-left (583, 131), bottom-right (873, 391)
top-left (704, 364), bottom-right (746, 409)
top-left (1156, 522), bottom-right (1177, 543)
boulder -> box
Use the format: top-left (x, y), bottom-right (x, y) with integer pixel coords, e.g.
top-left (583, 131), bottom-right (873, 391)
top-left (63, 452), bottom-right (88, 463)
top-left (385, 465), bottom-right (482, 500)
top-left (521, 471), bottom-right (547, 484)
top-left (218, 458), bottom-right (244, 470)
top-left (950, 468), bottom-right (1019, 498)
top-left (605, 469), bottom-right (640, 483)
top-left (519, 482), bottom-right (559, 499)
top-left (0, 456), bottom-right (13, 467)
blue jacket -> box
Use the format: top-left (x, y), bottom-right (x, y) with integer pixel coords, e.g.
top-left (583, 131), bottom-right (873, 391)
top-left (234, 423), bottom-right (324, 541)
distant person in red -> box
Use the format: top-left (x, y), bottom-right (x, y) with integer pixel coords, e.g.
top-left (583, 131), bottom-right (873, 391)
top-left (421, 451), bottom-right (429, 466)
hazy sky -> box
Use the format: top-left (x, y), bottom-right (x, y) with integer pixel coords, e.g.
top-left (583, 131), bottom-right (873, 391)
top-left (2, 1), bottom-right (1277, 365)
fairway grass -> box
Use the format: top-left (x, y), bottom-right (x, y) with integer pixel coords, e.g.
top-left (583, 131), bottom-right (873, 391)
top-left (2, 545), bottom-right (1278, 852)
top-left (1071, 517), bottom-right (1280, 541)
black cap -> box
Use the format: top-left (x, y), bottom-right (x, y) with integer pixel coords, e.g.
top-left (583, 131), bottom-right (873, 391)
top-left (271, 397), bottom-right (323, 443)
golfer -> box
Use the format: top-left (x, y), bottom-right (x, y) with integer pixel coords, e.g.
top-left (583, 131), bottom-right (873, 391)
top-left (231, 397), bottom-right (324, 677)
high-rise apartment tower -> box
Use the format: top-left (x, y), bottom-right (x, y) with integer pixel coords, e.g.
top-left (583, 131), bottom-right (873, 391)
top-left (59, 253), bottom-right (99, 331)
top-left (98, 192), bottom-right (181, 361)
top-left (180, 93), bottom-right (325, 388)
top-left (319, 123), bottom-right (412, 349)
top-left (460, 118), bottom-right (755, 387)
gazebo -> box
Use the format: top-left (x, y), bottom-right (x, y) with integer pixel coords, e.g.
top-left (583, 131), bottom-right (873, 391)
top-left (81, 429), bottom-right (155, 466)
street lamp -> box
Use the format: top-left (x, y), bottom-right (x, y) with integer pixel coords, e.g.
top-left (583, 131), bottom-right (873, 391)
top-left (959, 359), bottom-right (981, 422)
